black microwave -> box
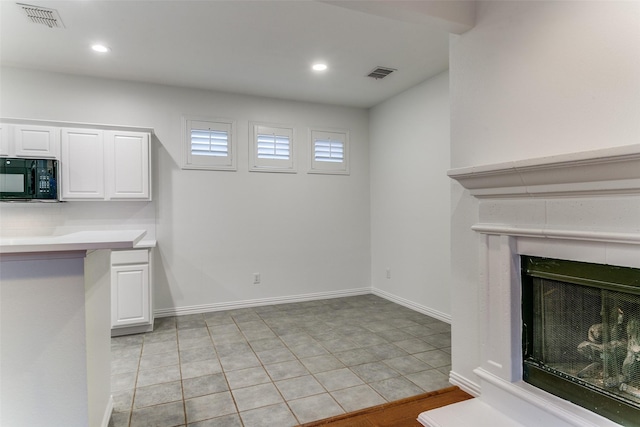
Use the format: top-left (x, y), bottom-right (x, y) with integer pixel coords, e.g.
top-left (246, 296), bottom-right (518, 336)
top-left (0, 158), bottom-right (59, 201)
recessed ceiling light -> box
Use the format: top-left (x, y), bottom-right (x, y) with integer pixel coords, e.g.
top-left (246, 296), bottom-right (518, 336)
top-left (312, 63), bottom-right (328, 72)
top-left (91, 44), bottom-right (110, 53)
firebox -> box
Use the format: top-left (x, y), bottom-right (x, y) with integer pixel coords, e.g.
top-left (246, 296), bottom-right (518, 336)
top-left (522, 256), bottom-right (640, 426)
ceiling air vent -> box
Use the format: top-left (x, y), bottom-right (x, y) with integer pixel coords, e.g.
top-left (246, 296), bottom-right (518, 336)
top-left (367, 66), bottom-right (396, 80)
top-left (18, 3), bottom-right (65, 28)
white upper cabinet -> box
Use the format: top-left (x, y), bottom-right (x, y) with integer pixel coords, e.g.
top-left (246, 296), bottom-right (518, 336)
top-left (0, 123), bottom-right (59, 159)
top-left (61, 127), bottom-right (151, 201)
top-left (14, 125), bottom-right (60, 158)
top-left (105, 130), bottom-right (150, 200)
top-left (3, 120), bottom-right (152, 201)
top-left (61, 128), bottom-right (105, 200)
top-left (0, 123), bottom-right (9, 157)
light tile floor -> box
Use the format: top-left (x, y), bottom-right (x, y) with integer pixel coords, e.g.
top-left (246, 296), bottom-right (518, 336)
top-left (109, 294), bottom-right (451, 427)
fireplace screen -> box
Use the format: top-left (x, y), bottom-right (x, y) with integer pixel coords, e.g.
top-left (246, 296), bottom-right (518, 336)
top-left (522, 257), bottom-right (640, 426)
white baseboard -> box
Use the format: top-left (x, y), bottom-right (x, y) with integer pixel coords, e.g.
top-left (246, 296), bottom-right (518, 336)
top-left (449, 370), bottom-right (481, 397)
top-left (111, 323), bottom-right (154, 337)
top-left (371, 288), bottom-right (452, 324)
top-left (154, 287), bottom-right (372, 318)
top-left (101, 396), bottom-right (114, 427)
top-left (155, 287), bottom-right (454, 323)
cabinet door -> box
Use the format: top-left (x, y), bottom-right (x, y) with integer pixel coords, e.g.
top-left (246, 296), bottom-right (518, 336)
top-left (105, 130), bottom-right (150, 200)
top-left (111, 263), bottom-right (150, 327)
top-left (60, 128), bottom-right (105, 199)
top-left (14, 125), bottom-right (59, 158)
top-left (0, 123), bottom-right (9, 157)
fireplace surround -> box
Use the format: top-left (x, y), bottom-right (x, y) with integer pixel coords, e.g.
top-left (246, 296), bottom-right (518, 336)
top-left (419, 144), bottom-right (640, 427)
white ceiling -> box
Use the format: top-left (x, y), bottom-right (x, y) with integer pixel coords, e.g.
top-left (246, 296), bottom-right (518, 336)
top-left (0, 1), bottom-right (474, 108)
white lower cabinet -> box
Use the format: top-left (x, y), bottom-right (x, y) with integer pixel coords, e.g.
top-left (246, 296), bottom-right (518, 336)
top-left (111, 248), bottom-right (154, 336)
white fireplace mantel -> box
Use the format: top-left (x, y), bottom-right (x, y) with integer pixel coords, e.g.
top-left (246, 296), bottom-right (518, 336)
top-left (420, 145), bottom-right (640, 427)
top-left (448, 143), bottom-right (640, 199)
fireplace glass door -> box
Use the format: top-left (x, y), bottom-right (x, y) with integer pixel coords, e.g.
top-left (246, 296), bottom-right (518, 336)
top-left (522, 256), bottom-right (640, 426)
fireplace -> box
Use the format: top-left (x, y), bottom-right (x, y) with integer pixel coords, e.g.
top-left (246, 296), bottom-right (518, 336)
top-left (522, 256), bottom-right (640, 426)
top-left (418, 144), bottom-right (640, 427)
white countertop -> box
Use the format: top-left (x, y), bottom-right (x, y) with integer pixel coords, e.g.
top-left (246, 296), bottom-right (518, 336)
top-left (0, 230), bottom-right (147, 254)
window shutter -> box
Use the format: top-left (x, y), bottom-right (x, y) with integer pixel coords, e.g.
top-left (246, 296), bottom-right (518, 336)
top-left (309, 129), bottom-right (349, 175)
top-left (257, 133), bottom-right (290, 160)
top-left (250, 123), bottom-right (296, 173)
top-left (191, 129), bottom-right (228, 157)
top-left (314, 138), bottom-right (344, 163)
top-left (182, 117), bottom-right (236, 171)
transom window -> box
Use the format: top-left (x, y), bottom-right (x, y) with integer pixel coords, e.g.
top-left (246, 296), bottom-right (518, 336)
top-left (182, 117), bottom-right (236, 171)
top-left (250, 123), bottom-right (295, 173)
top-left (309, 128), bottom-right (349, 175)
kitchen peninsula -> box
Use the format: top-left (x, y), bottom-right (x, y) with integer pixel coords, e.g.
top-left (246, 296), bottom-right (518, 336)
top-left (0, 230), bottom-right (146, 427)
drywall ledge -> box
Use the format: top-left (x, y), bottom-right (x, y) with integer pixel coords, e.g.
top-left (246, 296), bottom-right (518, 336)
top-left (448, 144), bottom-right (640, 198)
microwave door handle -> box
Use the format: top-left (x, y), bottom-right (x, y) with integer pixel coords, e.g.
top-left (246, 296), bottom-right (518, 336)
top-left (30, 167), bottom-right (36, 196)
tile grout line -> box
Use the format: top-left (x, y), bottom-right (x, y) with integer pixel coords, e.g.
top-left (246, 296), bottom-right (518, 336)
top-left (176, 326), bottom-right (188, 427)
top-left (233, 310), bottom-right (386, 422)
top-left (111, 297), bottom-right (451, 427)
top-left (220, 315), bottom-right (247, 426)
top-left (246, 310), bottom-right (304, 426)
top-left (249, 312), bottom-right (345, 421)
top-left (229, 309), bottom-right (311, 425)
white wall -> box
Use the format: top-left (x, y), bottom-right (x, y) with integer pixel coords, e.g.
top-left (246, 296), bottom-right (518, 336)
top-left (449, 1), bottom-right (640, 391)
top-left (0, 67), bottom-right (371, 313)
top-left (1, 253), bottom-right (89, 426)
top-left (369, 71), bottom-right (451, 321)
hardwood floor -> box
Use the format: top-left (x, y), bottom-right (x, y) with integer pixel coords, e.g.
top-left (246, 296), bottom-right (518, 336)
top-left (298, 386), bottom-right (473, 427)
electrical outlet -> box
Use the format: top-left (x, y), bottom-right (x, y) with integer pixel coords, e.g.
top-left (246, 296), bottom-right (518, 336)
top-left (253, 273), bottom-right (261, 284)
top-left (386, 268), bottom-right (391, 279)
